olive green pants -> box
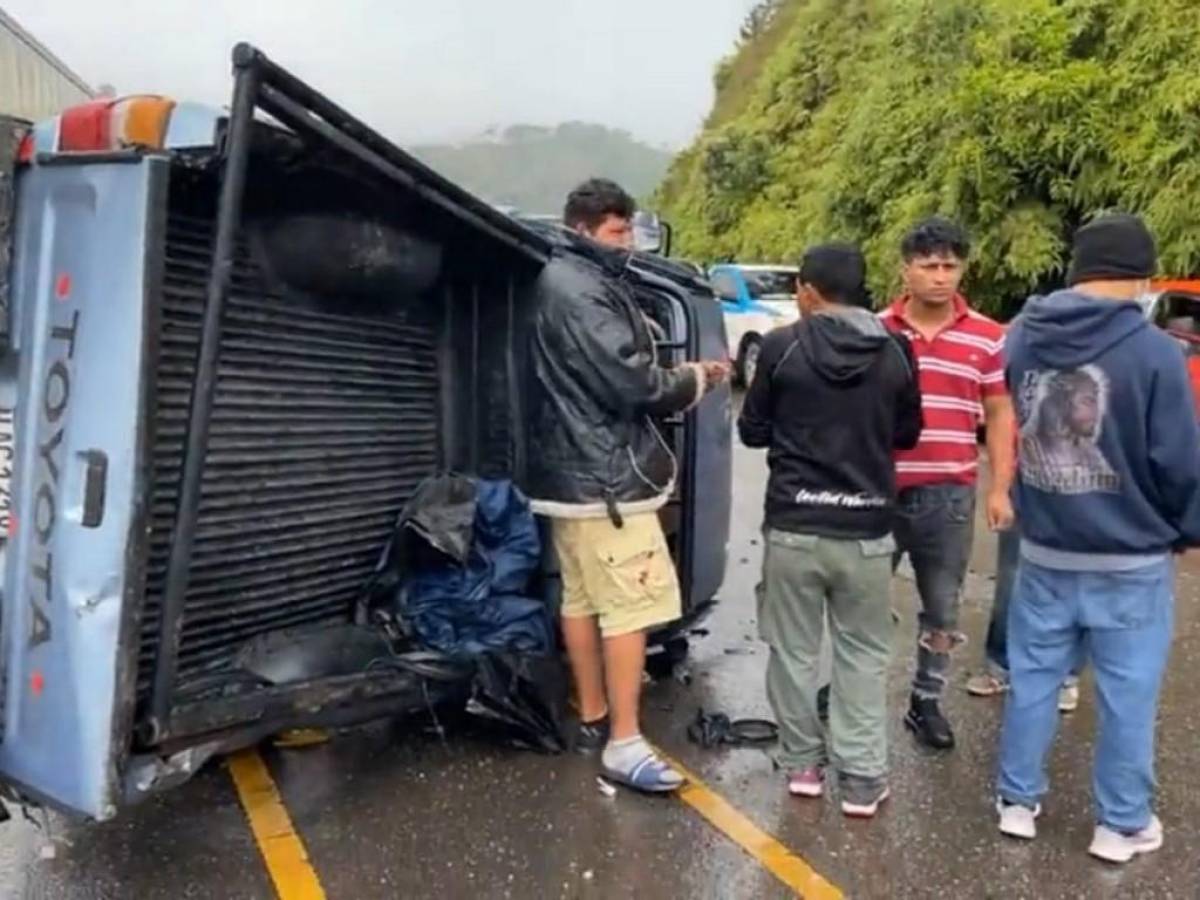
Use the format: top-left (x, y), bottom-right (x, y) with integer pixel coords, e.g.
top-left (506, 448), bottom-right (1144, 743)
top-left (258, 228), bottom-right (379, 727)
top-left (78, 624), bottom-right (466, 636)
top-left (758, 529), bottom-right (895, 778)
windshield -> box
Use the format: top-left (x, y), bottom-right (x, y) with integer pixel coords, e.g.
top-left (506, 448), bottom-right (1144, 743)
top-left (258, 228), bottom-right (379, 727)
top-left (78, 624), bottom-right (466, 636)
top-left (743, 269), bottom-right (797, 299)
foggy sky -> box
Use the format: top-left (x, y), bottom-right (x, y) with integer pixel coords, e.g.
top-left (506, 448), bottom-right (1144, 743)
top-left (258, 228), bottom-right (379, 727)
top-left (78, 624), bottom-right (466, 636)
top-left (5, 0), bottom-right (759, 148)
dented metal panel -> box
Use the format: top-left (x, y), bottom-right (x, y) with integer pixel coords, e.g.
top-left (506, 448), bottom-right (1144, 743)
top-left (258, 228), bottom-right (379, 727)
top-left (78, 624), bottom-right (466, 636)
top-left (0, 158), bottom-right (165, 818)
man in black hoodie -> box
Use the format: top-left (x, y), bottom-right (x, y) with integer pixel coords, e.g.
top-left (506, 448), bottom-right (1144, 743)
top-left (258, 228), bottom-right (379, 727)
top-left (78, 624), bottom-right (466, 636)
top-left (739, 244), bottom-right (922, 817)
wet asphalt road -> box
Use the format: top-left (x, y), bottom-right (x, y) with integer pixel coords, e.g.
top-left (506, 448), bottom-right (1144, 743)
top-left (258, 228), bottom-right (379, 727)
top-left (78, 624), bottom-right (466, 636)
top-left (4, 439), bottom-right (1200, 899)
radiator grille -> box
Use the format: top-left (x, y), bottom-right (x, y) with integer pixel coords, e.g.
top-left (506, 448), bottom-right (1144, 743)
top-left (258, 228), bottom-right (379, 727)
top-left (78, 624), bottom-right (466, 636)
top-left (137, 213), bottom-right (440, 697)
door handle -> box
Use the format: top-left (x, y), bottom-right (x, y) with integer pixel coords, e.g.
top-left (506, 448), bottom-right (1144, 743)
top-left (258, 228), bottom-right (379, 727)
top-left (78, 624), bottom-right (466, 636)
top-left (81, 449), bottom-right (107, 528)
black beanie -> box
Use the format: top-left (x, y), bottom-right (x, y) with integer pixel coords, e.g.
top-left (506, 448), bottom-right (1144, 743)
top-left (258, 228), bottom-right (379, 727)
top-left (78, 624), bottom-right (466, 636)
top-left (1067, 213), bottom-right (1157, 286)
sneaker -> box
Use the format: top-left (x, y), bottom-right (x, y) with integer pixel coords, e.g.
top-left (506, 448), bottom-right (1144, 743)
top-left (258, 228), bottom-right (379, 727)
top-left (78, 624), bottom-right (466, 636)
top-left (1089, 816), bottom-right (1164, 864)
top-left (575, 715), bottom-right (610, 755)
top-left (966, 672), bottom-right (1009, 697)
top-left (1058, 681), bottom-right (1080, 713)
top-left (840, 776), bottom-right (890, 818)
top-left (787, 767), bottom-right (825, 798)
top-left (904, 695), bottom-right (956, 750)
top-left (996, 798), bottom-right (1041, 840)
top-left (601, 739), bottom-right (685, 794)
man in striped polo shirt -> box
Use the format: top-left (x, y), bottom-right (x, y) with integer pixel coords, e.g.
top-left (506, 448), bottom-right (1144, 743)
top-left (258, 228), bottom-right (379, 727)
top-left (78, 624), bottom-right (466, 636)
top-left (880, 217), bottom-right (1016, 750)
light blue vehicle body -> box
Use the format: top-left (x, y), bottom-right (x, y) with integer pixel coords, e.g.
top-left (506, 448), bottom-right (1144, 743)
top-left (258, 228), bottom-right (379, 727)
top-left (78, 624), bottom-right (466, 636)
top-left (1, 157), bottom-right (168, 818)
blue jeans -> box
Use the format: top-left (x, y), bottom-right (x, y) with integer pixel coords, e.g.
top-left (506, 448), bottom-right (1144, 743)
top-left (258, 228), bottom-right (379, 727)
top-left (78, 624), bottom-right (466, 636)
top-left (986, 526), bottom-right (1084, 680)
top-left (893, 484), bottom-right (975, 699)
top-left (985, 527), bottom-right (1021, 673)
top-left (997, 555), bottom-right (1175, 832)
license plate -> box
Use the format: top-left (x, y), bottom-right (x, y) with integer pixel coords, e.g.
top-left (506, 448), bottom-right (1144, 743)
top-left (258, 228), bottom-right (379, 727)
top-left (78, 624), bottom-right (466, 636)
top-left (0, 406), bottom-right (13, 537)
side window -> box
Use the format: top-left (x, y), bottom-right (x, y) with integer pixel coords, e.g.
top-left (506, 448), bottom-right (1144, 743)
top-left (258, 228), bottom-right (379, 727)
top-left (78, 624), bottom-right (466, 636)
top-left (1158, 293), bottom-right (1200, 360)
top-left (1151, 293), bottom-right (1175, 328)
top-left (711, 273), bottom-right (740, 302)
top-left (1160, 292), bottom-right (1200, 334)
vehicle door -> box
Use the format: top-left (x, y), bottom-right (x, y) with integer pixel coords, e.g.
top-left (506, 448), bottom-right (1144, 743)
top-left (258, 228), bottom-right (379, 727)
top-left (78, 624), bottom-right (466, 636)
top-left (630, 265), bottom-right (731, 622)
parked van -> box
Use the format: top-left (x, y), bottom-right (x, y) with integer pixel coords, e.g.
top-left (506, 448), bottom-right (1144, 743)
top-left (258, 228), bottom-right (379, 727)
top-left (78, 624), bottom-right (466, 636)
top-left (0, 44), bottom-right (731, 820)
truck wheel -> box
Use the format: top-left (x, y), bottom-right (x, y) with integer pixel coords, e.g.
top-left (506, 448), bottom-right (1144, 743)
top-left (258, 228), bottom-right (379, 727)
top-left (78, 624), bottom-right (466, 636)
top-left (646, 636), bottom-right (690, 678)
top-left (662, 636), bottom-right (689, 663)
top-left (736, 335), bottom-right (763, 388)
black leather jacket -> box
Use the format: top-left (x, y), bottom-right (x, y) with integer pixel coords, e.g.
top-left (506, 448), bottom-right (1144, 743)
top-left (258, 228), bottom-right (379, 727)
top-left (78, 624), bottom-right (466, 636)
top-left (523, 234), bottom-right (702, 520)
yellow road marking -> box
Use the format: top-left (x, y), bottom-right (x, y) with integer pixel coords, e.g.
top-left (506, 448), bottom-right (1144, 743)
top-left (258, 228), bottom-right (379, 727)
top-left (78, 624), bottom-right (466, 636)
top-left (663, 754), bottom-right (844, 900)
top-left (227, 750), bottom-right (326, 900)
top-left (225, 741), bottom-right (836, 899)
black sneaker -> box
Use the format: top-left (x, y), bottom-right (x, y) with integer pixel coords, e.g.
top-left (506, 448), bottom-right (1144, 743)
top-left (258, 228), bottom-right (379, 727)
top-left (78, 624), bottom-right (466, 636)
top-left (904, 695), bottom-right (955, 750)
top-left (575, 716), bottom-right (610, 755)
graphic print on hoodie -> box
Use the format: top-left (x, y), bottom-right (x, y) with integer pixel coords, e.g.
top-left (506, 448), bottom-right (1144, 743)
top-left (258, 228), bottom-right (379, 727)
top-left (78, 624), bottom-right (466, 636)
top-left (1005, 289), bottom-right (1200, 563)
top-left (1016, 364), bottom-right (1119, 495)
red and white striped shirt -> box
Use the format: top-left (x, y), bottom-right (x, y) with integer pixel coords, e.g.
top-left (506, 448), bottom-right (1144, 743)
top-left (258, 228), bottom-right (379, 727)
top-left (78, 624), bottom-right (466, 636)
top-left (880, 295), bottom-right (1006, 489)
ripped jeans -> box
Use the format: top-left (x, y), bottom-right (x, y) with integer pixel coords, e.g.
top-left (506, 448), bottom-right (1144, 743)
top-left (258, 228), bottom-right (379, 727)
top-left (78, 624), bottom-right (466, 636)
top-left (893, 484), bottom-right (975, 700)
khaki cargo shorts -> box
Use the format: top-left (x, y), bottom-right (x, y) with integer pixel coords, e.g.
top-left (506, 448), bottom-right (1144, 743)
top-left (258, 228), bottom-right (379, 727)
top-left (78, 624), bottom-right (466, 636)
top-left (551, 513), bottom-right (682, 638)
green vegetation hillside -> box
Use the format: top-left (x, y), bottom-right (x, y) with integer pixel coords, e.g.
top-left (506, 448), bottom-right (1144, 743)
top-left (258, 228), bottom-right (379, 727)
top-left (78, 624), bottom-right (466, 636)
top-left (657, 0), bottom-right (1200, 315)
top-left (415, 123), bottom-right (671, 215)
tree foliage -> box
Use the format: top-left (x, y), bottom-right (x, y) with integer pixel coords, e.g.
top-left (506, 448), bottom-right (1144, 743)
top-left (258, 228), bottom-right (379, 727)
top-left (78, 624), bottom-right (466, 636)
top-left (656, 0), bottom-right (1200, 316)
top-left (739, 0), bottom-right (788, 43)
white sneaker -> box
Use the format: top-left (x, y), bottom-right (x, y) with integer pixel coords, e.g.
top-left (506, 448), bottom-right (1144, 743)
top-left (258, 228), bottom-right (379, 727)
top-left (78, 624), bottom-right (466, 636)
top-left (996, 798), bottom-right (1041, 840)
top-left (1089, 816), bottom-right (1164, 864)
top-left (1058, 681), bottom-right (1080, 713)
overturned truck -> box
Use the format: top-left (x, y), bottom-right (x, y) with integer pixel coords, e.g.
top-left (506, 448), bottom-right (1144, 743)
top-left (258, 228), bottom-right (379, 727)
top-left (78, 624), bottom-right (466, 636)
top-left (0, 45), bottom-right (731, 820)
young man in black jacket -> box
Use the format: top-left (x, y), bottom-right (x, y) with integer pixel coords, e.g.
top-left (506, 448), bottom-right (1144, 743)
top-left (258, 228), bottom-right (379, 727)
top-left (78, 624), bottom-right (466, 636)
top-left (525, 179), bottom-right (729, 793)
top-left (739, 243), bottom-right (922, 817)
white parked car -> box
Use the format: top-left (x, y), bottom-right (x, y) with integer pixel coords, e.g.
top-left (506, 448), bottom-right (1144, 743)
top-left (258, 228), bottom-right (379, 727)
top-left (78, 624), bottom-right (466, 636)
top-left (709, 264), bottom-right (800, 386)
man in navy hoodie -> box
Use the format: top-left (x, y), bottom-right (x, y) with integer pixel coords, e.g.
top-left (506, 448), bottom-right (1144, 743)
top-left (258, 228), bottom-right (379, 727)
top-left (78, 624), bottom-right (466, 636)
top-left (997, 214), bottom-right (1200, 863)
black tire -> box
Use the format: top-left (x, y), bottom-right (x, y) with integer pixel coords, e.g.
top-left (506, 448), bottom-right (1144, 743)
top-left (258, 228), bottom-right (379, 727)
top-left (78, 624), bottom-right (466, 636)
top-left (735, 334), bottom-right (763, 388)
top-left (646, 636), bottom-right (690, 678)
top-left (662, 636), bottom-right (689, 663)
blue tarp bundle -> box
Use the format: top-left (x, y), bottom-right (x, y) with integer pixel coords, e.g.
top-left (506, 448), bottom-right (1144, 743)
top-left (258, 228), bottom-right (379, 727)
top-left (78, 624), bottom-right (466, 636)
top-left (399, 477), bottom-right (555, 657)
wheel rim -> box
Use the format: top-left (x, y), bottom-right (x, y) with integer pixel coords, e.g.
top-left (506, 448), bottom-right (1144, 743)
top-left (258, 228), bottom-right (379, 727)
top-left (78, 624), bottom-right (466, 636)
top-left (743, 341), bottom-right (762, 386)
